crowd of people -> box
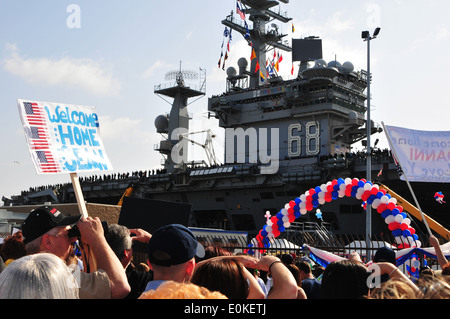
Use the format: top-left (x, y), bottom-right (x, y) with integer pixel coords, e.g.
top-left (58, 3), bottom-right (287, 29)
top-left (0, 205), bottom-right (449, 301)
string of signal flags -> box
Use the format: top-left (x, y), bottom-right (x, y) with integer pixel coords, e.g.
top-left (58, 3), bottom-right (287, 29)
top-left (217, 0), bottom-right (296, 79)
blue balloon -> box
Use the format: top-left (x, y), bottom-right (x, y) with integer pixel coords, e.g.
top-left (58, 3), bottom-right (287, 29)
top-left (261, 230), bottom-right (268, 237)
top-left (278, 226), bottom-right (285, 232)
top-left (358, 180), bottom-right (365, 187)
top-left (315, 186), bottom-right (322, 193)
top-left (392, 229), bottom-right (402, 236)
top-left (312, 193), bottom-right (319, 200)
top-left (403, 229), bottom-right (411, 237)
top-left (381, 209), bottom-right (392, 218)
top-left (376, 191), bottom-right (384, 199)
top-left (367, 194), bottom-right (376, 204)
top-left (338, 178), bottom-right (345, 185)
top-left (277, 219), bottom-right (284, 226)
top-left (295, 197), bottom-right (301, 204)
top-left (312, 199), bottom-right (319, 207)
top-left (392, 208), bottom-right (400, 216)
top-left (332, 191), bottom-right (338, 199)
top-left (276, 212), bottom-right (283, 219)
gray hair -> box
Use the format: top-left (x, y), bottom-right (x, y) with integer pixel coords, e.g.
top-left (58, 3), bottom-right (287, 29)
top-left (104, 224), bottom-right (132, 260)
top-left (0, 253), bottom-right (79, 299)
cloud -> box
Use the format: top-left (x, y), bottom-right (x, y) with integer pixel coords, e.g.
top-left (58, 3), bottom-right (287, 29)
top-left (2, 44), bottom-right (121, 96)
top-left (142, 60), bottom-right (172, 79)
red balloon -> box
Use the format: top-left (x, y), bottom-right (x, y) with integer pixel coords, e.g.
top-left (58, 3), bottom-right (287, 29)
top-left (388, 222), bottom-right (400, 231)
top-left (377, 203), bottom-right (387, 214)
top-left (387, 202), bottom-right (396, 210)
top-left (400, 223), bottom-right (409, 231)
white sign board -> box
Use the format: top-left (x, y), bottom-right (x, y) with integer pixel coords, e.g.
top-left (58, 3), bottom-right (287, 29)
top-left (384, 124), bottom-right (450, 183)
top-left (17, 99), bottom-right (112, 174)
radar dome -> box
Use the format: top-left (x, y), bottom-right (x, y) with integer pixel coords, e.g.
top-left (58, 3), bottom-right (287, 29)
top-left (238, 58), bottom-right (248, 68)
top-left (226, 67), bottom-right (237, 77)
top-left (327, 60), bottom-right (341, 69)
top-left (155, 114), bottom-right (169, 133)
top-left (314, 59), bottom-right (327, 68)
top-left (342, 61), bottom-right (354, 74)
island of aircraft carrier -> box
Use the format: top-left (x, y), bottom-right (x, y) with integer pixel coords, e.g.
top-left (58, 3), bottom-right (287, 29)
top-left (3, 0), bottom-right (449, 245)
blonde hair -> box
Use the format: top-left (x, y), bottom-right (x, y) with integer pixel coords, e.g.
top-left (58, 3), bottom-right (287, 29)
top-left (370, 279), bottom-right (419, 299)
top-left (139, 281), bottom-right (227, 299)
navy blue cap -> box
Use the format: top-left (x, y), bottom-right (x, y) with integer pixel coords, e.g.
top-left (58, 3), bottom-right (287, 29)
top-left (148, 224), bottom-right (205, 266)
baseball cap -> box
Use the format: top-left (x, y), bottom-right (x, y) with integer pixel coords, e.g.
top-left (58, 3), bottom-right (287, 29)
top-left (21, 206), bottom-right (82, 244)
top-left (148, 224), bottom-right (205, 266)
top-left (373, 247), bottom-right (397, 265)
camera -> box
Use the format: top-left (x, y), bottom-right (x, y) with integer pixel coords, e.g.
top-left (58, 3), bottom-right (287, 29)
top-left (68, 220), bottom-right (109, 238)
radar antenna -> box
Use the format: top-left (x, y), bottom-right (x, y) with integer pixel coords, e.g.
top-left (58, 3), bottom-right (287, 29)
top-left (165, 61), bottom-right (199, 86)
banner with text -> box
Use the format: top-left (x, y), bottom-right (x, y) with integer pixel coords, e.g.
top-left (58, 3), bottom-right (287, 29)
top-left (384, 124), bottom-right (450, 183)
top-left (17, 99), bottom-right (112, 174)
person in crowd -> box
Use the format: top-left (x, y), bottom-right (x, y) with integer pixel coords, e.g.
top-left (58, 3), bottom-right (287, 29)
top-left (297, 260), bottom-right (321, 299)
top-left (21, 205), bottom-right (130, 299)
top-left (104, 224), bottom-right (153, 299)
top-left (192, 254), bottom-right (298, 299)
top-left (285, 263), bottom-right (307, 299)
top-left (143, 224), bottom-right (205, 292)
top-left (369, 278), bottom-right (419, 299)
top-left (0, 253), bottom-right (78, 299)
top-left (0, 231), bottom-right (26, 267)
top-left (191, 256), bottom-right (265, 299)
top-left (139, 280), bottom-right (227, 299)
top-left (320, 259), bottom-right (370, 299)
top-left (372, 246), bottom-right (397, 286)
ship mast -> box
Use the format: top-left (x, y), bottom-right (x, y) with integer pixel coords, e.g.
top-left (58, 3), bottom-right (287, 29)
top-left (222, 0), bottom-right (292, 88)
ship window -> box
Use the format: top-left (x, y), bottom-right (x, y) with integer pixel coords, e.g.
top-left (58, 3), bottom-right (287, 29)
top-left (231, 214), bottom-right (256, 231)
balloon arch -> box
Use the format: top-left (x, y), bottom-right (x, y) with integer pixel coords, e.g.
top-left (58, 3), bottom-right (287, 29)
top-left (247, 177), bottom-right (421, 255)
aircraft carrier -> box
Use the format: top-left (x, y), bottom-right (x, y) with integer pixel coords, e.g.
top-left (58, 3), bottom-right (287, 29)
top-left (4, 0), bottom-right (450, 243)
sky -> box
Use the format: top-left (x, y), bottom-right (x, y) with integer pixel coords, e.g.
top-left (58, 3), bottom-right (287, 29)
top-left (1, 0), bottom-right (450, 205)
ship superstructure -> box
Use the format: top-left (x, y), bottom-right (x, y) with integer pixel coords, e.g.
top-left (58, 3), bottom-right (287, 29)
top-left (6, 0), bottom-right (450, 241)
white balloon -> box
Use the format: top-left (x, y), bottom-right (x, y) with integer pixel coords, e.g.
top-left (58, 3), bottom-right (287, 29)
top-left (318, 198), bottom-right (325, 205)
top-left (265, 226), bottom-right (272, 233)
top-left (394, 214), bottom-right (404, 223)
top-left (345, 177), bottom-right (352, 184)
top-left (300, 208), bottom-right (307, 215)
top-left (371, 198), bottom-right (381, 209)
top-left (385, 215), bottom-right (395, 224)
top-left (284, 222), bottom-right (290, 228)
top-left (281, 208), bottom-right (288, 215)
top-left (300, 194), bottom-right (307, 202)
top-left (402, 218), bottom-right (411, 226)
top-left (388, 197), bottom-right (397, 205)
top-left (364, 183), bottom-right (372, 191)
top-left (380, 195), bottom-right (389, 204)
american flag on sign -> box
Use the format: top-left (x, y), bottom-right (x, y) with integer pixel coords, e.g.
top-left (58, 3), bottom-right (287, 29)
top-left (24, 102), bottom-right (46, 126)
top-left (35, 150), bottom-right (60, 173)
top-left (25, 127), bottom-right (50, 150)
